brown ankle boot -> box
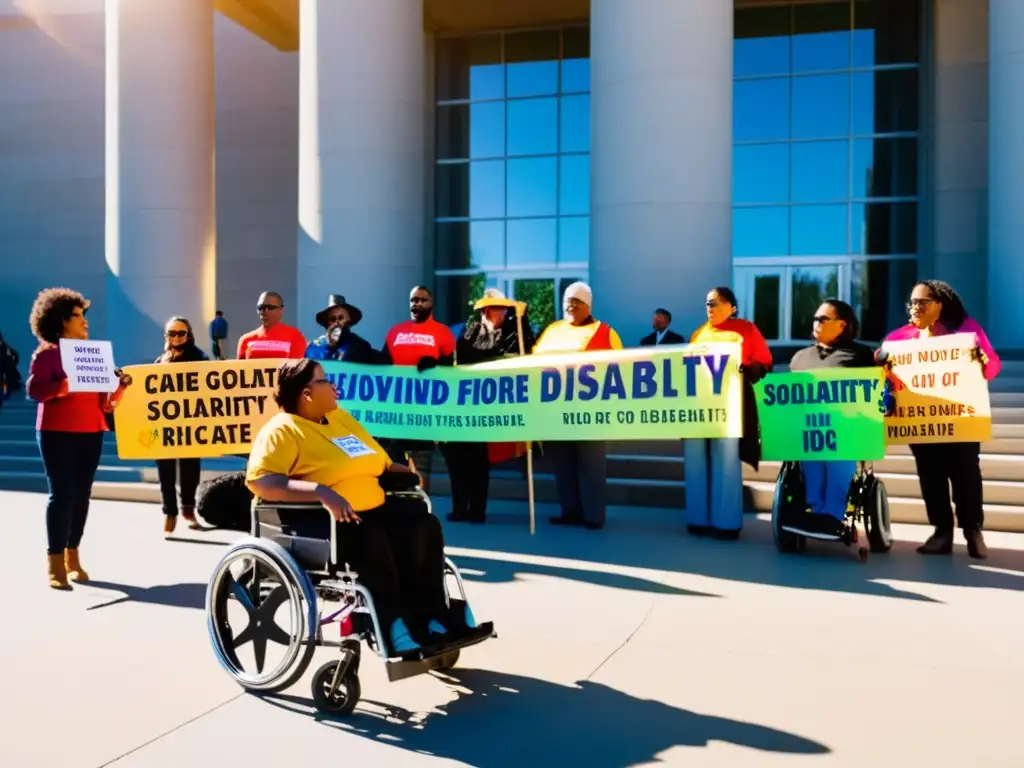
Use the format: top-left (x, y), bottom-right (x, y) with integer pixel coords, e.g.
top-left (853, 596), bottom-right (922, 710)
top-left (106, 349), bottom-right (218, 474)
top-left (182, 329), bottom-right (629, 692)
top-left (181, 506), bottom-right (201, 530)
top-left (917, 531), bottom-right (954, 555)
top-left (48, 554), bottom-right (70, 590)
top-left (965, 529), bottom-right (988, 559)
top-left (164, 515), bottom-right (177, 535)
top-left (64, 548), bottom-right (89, 582)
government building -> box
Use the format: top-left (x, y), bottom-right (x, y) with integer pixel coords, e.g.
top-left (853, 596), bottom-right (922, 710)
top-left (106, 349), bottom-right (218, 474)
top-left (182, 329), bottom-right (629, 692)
top-left (0, 0), bottom-right (1019, 366)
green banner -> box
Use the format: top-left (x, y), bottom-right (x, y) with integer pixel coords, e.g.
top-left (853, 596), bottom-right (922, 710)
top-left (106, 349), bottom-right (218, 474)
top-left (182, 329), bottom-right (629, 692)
top-left (321, 342), bottom-right (744, 442)
top-left (754, 368), bottom-right (887, 461)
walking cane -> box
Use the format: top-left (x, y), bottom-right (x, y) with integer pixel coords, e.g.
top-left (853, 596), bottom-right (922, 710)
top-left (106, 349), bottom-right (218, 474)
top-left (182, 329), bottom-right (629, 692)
top-left (512, 301), bottom-right (536, 535)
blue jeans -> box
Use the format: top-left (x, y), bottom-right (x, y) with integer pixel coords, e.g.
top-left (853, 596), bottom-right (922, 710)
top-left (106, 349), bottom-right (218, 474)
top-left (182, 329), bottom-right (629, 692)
top-left (37, 430), bottom-right (104, 555)
top-left (684, 438), bottom-right (743, 532)
top-left (801, 460), bottom-right (856, 522)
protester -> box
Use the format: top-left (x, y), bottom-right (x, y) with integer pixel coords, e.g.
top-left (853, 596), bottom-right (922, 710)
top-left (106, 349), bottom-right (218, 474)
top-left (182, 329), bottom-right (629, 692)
top-left (236, 291), bottom-right (306, 360)
top-left (533, 282), bottom-right (622, 530)
top-left (246, 358), bottom-right (469, 653)
top-left (0, 329), bottom-right (21, 402)
top-left (305, 294), bottom-right (379, 364)
top-left (879, 280), bottom-right (1001, 559)
top-left (27, 288), bottom-right (132, 589)
top-left (209, 310), bottom-right (228, 360)
top-left (788, 300), bottom-right (878, 537)
top-left (684, 286), bottom-right (772, 540)
top-left (380, 286), bottom-right (456, 491)
top-left (155, 317), bottom-right (208, 535)
top-left (640, 309), bottom-right (684, 346)
top-left (444, 288), bottom-right (536, 524)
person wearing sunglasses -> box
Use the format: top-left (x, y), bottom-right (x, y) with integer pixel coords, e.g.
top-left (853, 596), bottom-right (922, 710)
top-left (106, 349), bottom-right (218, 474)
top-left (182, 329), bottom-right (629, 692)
top-left (154, 317), bottom-right (208, 534)
top-left (788, 300), bottom-right (878, 537)
top-left (684, 286), bottom-right (773, 540)
top-left (878, 280), bottom-right (1001, 559)
top-left (237, 290), bottom-right (307, 360)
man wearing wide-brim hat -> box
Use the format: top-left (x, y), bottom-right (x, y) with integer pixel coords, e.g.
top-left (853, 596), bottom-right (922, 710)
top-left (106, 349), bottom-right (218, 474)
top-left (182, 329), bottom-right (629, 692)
top-left (305, 294), bottom-right (380, 364)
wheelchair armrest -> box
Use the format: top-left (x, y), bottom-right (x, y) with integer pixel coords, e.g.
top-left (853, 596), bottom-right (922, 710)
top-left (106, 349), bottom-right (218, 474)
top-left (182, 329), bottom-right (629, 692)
top-left (378, 470), bottom-right (422, 493)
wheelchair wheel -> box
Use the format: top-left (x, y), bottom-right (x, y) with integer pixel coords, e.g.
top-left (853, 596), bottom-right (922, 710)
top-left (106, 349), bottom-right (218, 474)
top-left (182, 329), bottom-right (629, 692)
top-left (436, 648), bottom-right (460, 670)
top-left (771, 463), bottom-right (806, 554)
top-left (311, 660), bottom-right (361, 716)
top-left (206, 537), bottom-right (318, 693)
top-left (862, 476), bottom-right (893, 554)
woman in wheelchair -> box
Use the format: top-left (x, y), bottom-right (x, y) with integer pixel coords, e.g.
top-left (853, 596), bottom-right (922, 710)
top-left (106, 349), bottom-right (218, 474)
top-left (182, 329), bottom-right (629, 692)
top-left (788, 300), bottom-right (879, 537)
top-left (245, 358), bottom-right (466, 656)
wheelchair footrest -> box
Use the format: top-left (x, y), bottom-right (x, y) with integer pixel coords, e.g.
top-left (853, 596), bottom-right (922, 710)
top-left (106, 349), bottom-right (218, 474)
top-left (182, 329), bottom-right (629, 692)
top-left (385, 622), bottom-right (496, 683)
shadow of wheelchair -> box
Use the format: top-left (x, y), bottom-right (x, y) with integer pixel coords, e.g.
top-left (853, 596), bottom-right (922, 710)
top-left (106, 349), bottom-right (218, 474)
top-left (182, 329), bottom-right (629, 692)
top-left (261, 667), bottom-right (830, 766)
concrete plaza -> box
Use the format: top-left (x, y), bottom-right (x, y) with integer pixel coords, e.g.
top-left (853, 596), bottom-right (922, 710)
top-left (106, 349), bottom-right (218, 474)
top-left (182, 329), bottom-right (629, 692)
top-left (1, 490), bottom-right (1022, 767)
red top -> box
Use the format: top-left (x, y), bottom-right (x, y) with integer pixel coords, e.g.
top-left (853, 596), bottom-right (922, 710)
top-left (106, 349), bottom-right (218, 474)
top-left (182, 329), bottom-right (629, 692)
top-left (27, 345), bottom-right (110, 432)
top-left (384, 318), bottom-right (456, 366)
top-left (690, 318), bottom-right (773, 369)
top-left (237, 323), bottom-right (307, 360)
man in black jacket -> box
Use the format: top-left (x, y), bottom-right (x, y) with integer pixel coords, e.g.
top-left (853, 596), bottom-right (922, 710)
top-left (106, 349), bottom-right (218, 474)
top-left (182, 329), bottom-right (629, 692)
top-left (640, 308), bottom-right (684, 346)
top-left (304, 294), bottom-right (380, 364)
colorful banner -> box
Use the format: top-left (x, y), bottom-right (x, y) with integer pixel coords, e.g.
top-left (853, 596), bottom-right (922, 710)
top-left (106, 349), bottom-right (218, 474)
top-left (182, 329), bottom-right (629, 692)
top-left (113, 360), bottom-right (281, 459)
top-left (324, 342), bottom-right (744, 442)
top-left (880, 332), bottom-right (992, 444)
top-left (755, 368), bottom-right (887, 461)
top-left (113, 343), bottom-right (744, 458)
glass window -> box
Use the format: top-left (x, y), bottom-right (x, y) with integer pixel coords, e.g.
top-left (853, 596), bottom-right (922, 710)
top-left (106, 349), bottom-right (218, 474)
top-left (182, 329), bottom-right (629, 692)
top-left (851, 201), bottom-right (917, 254)
top-left (734, 78), bottom-right (790, 142)
top-left (852, 69), bottom-right (918, 135)
top-left (435, 35), bottom-right (503, 102)
top-left (435, 161), bottom-right (505, 219)
top-left (562, 27), bottom-right (590, 93)
top-left (558, 216), bottom-right (589, 264)
top-left (436, 102), bottom-right (505, 160)
top-left (753, 273), bottom-right (782, 340)
top-left (559, 155), bottom-right (590, 215)
top-left (853, 0), bottom-right (920, 68)
top-left (791, 140), bottom-right (849, 202)
top-left (791, 74), bottom-right (850, 139)
top-left (507, 157), bottom-right (557, 217)
top-left (791, 204), bottom-right (847, 254)
top-left (505, 30), bottom-right (560, 98)
top-left (734, 207), bottom-right (789, 257)
top-left (507, 218), bottom-right (557, 267)
top-left (435, 221), bottom-right (505, 270)
top-left (436, 273), bottom-right (490, 326)
top-left (792, 2), bottom-right (851, 74)
top-left (850, 258), bottom-right (917, 341)
top-left (790, 265), bottom-right (841, 339)
top-left (852, 137), bottom-right (917, 198)
top-left (507, 97), bottom-right (557, 156)
top-left (733, 143), bottom-right (789, 204)
top-left (734, 5), bottom-right (791, 78)
top-left (514, 278), bottom-right (558, 333)
top-left (560, 94), bottom-right (590, 153)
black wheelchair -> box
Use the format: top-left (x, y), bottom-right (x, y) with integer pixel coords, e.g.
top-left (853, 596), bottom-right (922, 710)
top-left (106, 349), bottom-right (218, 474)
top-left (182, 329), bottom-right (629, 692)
top-left (204, 473), bottom-right (495, 716)
top-left (771, 461), bottom-right (893, 561)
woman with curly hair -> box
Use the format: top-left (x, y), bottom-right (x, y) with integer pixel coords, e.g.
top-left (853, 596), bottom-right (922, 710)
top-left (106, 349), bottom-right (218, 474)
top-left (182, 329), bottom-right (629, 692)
top-left (27, 287), bottom-right (132, 589)
top-left (879, 280), bottom-right (1001, 559)
top-left (154, 316), bottom-right (207, 535)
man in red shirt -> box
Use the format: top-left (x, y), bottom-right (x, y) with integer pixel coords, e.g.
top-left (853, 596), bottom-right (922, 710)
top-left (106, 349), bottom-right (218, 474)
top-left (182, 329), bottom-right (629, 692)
top-left (236, 291), bottom-right (307, 360)
top-left (381, 286), bottom-right (456, 491)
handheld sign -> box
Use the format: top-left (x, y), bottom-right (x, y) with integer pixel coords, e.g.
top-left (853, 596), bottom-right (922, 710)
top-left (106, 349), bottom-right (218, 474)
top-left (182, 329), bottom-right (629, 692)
top-left (59, 339), bottom-right (118, 393)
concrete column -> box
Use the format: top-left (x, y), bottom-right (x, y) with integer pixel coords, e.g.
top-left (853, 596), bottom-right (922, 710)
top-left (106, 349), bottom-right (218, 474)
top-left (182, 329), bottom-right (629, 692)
top-left (931, 0), bottom-right (988, 323)
top-left (989, 0), bottom-right (1024, 347)
top-left (297, 0), bottom-right (426, 347)
top-left (105, 0), bottom-right (216, 366)
top-left (590, 0), bottom-right (733, 345)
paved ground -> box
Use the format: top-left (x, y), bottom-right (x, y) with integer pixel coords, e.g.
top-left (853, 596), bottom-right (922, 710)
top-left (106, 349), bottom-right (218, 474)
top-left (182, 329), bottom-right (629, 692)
top-left (2, 490), bottom-right (1023, 767)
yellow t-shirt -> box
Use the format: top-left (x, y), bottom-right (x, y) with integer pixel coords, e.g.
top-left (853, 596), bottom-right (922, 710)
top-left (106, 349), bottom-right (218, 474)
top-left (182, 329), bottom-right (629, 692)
top-left (533, 319), bottom-right (624, 354)
top-left (246, 409), bottom-right (393, 512)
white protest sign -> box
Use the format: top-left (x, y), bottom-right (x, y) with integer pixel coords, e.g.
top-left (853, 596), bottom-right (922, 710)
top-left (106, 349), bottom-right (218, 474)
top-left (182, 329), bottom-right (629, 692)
top-left (59, 339), bottom-right (118, 393)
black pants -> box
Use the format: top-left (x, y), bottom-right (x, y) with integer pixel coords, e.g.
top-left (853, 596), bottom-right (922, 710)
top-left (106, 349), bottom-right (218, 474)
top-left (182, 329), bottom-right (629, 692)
top-left (441, 442), bottom-right (491, 520)
top-left (37, 430), bottom-right (104, 555)
top-left (547, 440), bottom-right (608, 527)
top-left (156, 458), bottom-right (201, 515)
top-left (909, 442), bottom-right (984, 532)
top-left (286, 494), bottom-right (449, 643)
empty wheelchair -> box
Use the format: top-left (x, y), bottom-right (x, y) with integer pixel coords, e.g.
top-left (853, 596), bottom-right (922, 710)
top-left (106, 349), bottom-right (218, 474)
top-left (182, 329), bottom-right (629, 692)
top-left (771, 461), bottom-right (893, 561)
top-left (205, 474), bottom-right (495, 716)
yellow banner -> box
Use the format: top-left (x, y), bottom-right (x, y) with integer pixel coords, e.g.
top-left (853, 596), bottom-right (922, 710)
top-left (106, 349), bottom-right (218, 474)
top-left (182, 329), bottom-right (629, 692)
top-left (113, 360), bottom-right (281, 459)
top-left (882, 332), bottom-right (992, 444)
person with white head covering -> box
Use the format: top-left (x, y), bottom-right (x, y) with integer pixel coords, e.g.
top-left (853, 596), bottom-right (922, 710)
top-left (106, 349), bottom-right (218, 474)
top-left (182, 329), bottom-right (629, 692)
top-left (533, 282), bottom-right (622, 530)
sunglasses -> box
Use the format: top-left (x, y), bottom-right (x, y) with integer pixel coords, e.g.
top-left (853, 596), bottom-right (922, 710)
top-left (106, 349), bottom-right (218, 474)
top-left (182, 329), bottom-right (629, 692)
top-left (906, 298), bottom-right (935, 309)
top-left (166, 329), bottom-right (188, 338)
top-left (812, 315), bottom-right (837, 324)
top-left (257, 304), bottom-right (282, 312)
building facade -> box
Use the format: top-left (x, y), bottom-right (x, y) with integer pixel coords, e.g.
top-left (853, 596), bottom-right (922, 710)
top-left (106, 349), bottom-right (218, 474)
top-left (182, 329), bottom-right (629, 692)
top-left (0, 0), bottom-right (1019, 367)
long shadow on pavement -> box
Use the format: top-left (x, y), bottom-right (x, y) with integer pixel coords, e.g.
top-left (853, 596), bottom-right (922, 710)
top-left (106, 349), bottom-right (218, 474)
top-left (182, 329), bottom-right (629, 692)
top-left (262, 668), bottom-right (831, 766)
top-left (84, 581), bottom-right (207, 611)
